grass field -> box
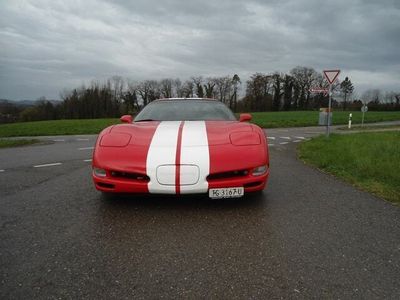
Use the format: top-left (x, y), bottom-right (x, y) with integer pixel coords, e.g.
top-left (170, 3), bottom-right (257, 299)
top-left (0, 118), bottom-right (119, 137)
top-left (298, 131), bottom-right (400, 204)
top-left (338, 125), bottom-right (400, 131)
top-left (0, 111), bottom-right (399, 137)
top-left (250, 110), bottom-right (400, 128)
top-left (0, 138), bottom-right (40, 148)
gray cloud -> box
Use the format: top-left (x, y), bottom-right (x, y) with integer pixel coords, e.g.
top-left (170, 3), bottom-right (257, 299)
top-left (0, 0), bottom-right (399, 100)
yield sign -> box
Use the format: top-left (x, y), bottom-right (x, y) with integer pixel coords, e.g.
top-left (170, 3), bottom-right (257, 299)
top-left (323, 70), bottom-right (340, 84)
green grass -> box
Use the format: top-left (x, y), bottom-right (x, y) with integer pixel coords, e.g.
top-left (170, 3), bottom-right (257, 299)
top-left (250, 111), bottom-right (400, 128)
top-left (0, 138), bottom-right (40, 148)
top-left (0, 118), bottom-right (119, 137)
top-left (298, 132), bottom-right (400, 204)
top-left (0, 111), bottom-right (399, 137)
top-left (338, 125), bottom-right (400, 131)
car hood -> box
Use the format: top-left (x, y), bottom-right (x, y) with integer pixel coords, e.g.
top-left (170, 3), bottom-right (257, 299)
top-left (108, 120), bottom-right (256, 146)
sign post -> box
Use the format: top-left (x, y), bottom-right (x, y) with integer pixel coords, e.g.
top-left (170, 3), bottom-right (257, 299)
top-left (361, 104), bottom-right (368, 127)
top-left (323, 70), bottom-right (340, 137)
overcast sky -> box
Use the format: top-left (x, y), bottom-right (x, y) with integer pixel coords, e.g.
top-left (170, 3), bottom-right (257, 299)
top-left (1, 0), bottom-right (399, 100)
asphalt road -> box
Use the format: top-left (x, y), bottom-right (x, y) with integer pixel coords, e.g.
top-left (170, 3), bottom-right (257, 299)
top-left (1, 126), bottom-right (399, 299)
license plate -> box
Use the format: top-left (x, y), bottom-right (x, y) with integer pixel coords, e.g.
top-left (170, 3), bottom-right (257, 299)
top-left (209, 187), bottom-right (244, 199)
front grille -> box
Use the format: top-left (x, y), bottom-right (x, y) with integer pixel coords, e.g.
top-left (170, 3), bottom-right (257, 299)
top-left (96, 182), bottom-right (115, 189)
top-left (110, 171), bottom-right (150, 182)
top-left (207, 169), bottom-right (248, 181)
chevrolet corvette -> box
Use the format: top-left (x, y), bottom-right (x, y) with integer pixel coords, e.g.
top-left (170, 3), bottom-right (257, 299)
top-left (92, 98), bottom-right (269, 198)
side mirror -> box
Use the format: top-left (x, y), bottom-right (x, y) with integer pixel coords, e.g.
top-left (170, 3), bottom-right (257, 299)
top-left (120, 115), bottom-right (133, 123)
top-left (239, 113), bottom-right (252, 122)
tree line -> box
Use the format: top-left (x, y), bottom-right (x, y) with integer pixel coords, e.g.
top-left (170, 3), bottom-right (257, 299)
top-left (1, 66), bottom-right (399, 123)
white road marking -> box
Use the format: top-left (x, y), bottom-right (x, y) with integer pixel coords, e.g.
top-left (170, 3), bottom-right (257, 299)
top-left (0, 169), bottom-right (5, 172)
top-left (293, 140), bottom-right (302, 143)
top-left (295, 136), bottom-right (306, 139)
top-left (77, 138), bottom-right (89, 141)
top-left (78, 147), bottom-right (94, 150)
top-left (53, 139), bottom-right (65, 142)
top-left (280, 137), bottom-right (291, 140)
top-left (34, 162), bottom-right (62, 168)
top-left (280, 142), bottom-right (289, 145)
top-left (268, 137), bottom-right (275, 140)
top-left (268, 143), bottom-right (275, 146)
top-left (83, 159), bottom-right (92, 162)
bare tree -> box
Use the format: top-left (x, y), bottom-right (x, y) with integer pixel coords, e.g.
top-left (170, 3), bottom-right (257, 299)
top-left (214, 76), bottom-right (233, 106)
top-left (191, 76), bottom-right (204, 98)
top-left (160, 78), bottom-right (173, 98)
top-left (231, 74), bottom-right (241, 112)
top-left (137, 80), bottom-right (159, 106)
top-left (110, 76), bottom-right (125, 103)
top-left (290, 66), bottom-right (318, 109)
top-left (203, 78), bottom-right (216, 98)
top-left (272, 73), bottom-right (284, 111)
top-left (282, 74), bottom-right (294, 111)
top-left (125, 80), bottom-right (139, 111)
top-left (340, 76), bottom-right (354, 110)
top-left (245, 73), bottom-right (272, 111)
top-left (173, 78), bottom-right (183, 97)
top-left (181, 80), bottom-right (195, 98)
top-left (362, 89), bottom-right (382, 103)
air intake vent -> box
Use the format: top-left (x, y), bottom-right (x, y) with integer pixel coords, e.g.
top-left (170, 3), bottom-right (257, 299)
top-left (110, 171), bottom-right (149, 182)
top-left (207, 169), bottom-right (248, 181)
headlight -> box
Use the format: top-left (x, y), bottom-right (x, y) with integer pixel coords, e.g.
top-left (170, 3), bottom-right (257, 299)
top-left (252, 165), bottom-right (268, 176)
top-left (93, 168), bottom-right (107, 177)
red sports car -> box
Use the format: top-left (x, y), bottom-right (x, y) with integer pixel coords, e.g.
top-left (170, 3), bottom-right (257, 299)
top-left (92, 98), bottom-right (269, 198)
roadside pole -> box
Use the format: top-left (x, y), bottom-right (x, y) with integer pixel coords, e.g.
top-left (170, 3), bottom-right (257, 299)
top-left (348, 113), bottom-right (352, 129)
top-left (323, 70), bottom-right (341, 138)
top-left (362, 110), bottom-right (365, 127)
top-left (327, 84), bottom-right (332, 137)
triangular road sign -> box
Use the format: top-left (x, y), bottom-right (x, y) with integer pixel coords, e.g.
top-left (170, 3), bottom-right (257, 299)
top-left (323, 70), bottom-right (340, 84)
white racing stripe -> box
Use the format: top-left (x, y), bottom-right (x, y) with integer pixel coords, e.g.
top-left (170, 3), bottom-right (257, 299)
top-left (146, 121), bottom-right (181, 194)
top-left (179, 121), bottom-right (209, 194)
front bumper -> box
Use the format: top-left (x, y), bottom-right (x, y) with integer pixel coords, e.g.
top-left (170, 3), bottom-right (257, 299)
top-left (92, 169), bottom-right (269, 194)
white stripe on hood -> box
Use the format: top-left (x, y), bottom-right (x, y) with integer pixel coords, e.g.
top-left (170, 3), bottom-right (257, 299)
top-left (146, 121), bottom-right (210, 194)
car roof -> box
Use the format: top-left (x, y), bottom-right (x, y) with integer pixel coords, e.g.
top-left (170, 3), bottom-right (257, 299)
top-left (154, 98), bottom-right (218, 102)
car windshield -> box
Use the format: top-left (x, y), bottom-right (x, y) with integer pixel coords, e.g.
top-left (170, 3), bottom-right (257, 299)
top-left (134, 100), bottom-right (237, 121)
